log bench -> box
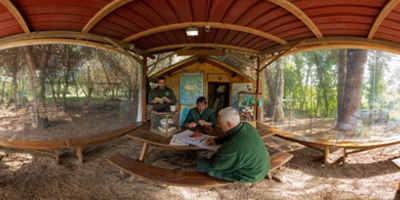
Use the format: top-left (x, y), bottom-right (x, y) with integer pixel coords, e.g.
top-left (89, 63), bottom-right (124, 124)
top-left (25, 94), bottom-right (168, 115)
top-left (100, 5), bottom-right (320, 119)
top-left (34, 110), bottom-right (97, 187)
top-left (106, 151), bottom-right (293, 187)
top-left (66, 122), bottom-right (145, 164)
top-left (0, 136), bottom-right (68, 164)
top-left (392, 158), bottom-right (400, 192)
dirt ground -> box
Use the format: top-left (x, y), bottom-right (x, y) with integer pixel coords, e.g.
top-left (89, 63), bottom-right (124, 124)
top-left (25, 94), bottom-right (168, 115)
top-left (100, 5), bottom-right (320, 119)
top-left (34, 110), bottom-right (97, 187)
top-left (0, 105), bottom-right (400, 200)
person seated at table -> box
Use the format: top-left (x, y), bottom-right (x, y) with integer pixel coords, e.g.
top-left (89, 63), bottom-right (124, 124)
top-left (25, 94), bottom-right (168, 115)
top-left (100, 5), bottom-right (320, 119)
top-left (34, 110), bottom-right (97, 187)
top-left (148, 76), bottom-right (177, 111)
top-left (196, 107), bottom-right (270, 183)
top-left (184, 96), bottom-right (217, 128)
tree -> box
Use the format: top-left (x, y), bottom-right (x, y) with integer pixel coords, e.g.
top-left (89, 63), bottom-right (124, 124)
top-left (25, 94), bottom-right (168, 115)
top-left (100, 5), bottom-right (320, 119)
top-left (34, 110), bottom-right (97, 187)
top-left (366, 50), bottom-right (389, 110)
top-left (23, 45), bottom-right (51, 128)
top-left (265, 58), bottom-right (285, 122)
top-left (336, 49), bottom-right (368, 131)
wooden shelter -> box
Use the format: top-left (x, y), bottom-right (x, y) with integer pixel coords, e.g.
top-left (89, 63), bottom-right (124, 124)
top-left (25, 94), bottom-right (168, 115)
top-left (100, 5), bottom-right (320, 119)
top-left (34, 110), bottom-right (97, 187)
top-left (1, 0), bottom-right (400, 121)
top-left (148, 55), bottom-right (256, 114)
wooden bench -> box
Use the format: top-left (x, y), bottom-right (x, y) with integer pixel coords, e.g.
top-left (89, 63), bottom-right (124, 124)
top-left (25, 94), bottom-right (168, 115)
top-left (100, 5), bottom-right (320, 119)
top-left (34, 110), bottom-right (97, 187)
top-left (106, 151), bottom-right (293, 187)
top-left (392, 158), bottom-right (400, 191)
top-left (0, 136), bottom-right (68, 164)
top-left (392, 158), bottom-right (400, 170)
top-left (66, 122), bottom-right (145, 164)
top-left (267, 151), bottom-right (294, 179)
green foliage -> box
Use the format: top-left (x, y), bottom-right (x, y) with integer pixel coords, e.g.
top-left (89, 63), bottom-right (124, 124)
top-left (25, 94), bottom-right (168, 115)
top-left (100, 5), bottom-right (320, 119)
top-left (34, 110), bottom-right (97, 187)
top-left (263, 49), bottom-right (400, 120)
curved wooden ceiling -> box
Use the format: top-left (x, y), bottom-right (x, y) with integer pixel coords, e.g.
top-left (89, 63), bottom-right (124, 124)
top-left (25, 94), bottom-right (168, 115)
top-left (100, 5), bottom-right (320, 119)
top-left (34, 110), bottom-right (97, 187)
top-left (1, 0), bottom-right (400, 57)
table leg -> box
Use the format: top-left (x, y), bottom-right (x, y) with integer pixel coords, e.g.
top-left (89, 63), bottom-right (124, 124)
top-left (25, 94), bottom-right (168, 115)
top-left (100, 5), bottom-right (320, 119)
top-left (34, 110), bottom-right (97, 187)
top-left (343, 148), bottom-right (347, 164)
top-left (138, 142), bottom-right (149, 161)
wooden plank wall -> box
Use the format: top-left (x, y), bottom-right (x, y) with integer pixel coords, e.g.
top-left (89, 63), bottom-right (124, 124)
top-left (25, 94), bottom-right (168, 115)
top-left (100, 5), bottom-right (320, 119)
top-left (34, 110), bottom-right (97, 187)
top-left (162, 62), bottom-right (255, 112)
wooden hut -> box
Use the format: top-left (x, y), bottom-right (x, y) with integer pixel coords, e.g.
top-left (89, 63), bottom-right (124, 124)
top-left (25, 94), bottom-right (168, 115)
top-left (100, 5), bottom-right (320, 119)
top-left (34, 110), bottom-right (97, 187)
top-left (148, 55), bottom-right (258, 124)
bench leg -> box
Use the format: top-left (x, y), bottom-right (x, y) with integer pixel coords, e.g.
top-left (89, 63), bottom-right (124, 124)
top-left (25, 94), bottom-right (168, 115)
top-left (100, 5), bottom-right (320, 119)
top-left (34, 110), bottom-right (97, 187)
top-left (76, 147), bottom-right (83, 164)
top-left (129, 175), bottom-right (136, 182)
top-left (266, 172), bottom-right (272, 179)
top-left (343, 148), bottom-right (347, 164)
top-left (54, 149), bottom-right (59, 165)
top-left (324, 146), bottom-right (329, 164)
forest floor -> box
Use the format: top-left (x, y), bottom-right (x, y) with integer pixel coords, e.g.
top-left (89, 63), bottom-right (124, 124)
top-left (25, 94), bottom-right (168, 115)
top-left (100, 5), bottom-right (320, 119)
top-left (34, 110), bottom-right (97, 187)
top-left (0, 104), bottom-right (399, 199)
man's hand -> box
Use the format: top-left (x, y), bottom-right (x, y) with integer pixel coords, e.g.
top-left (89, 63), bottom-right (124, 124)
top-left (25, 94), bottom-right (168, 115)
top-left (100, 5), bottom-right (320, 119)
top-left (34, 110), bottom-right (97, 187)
top-left (150, 98), bottom-right (158, 104)
top-left (198, 120), bottom-right (205, 126)
top-left (188, 122), bottom-right (197, 128)
top-left (205, 137), bottom-right (216, 145)
top-left (164, 97), bottom-right (172, 104)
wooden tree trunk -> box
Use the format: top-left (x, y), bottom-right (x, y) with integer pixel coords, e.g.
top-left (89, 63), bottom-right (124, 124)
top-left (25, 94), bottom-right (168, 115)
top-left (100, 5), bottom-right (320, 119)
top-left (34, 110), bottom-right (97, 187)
top-left (336, 49), bottom-right (367, 131)
top-left (12, 66), bottom-right (18, 111)
top-left (337, 49), bottom-right (347, 120)
top-left (294, 55), bottom-right (305, 111)
top-left (62, 64), bottom-right (70, 111)
top-left (87, 65), bottom-right (93, 113)
top-left (274, 59), bottom-right (285, 122)
top-left (24, 46), bottom-right (44, 128)
top-left (265, 64), bottom-right (275, 117)
top-left (0, 80), bottom-right (5, 104)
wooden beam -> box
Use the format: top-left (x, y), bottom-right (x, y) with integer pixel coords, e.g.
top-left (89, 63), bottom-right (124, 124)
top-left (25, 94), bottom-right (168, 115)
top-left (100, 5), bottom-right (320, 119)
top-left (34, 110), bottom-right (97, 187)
top-left (368, 0), bottom-right (400, 39)
top-left (256, 56), bottom-right (262, 123)
top-left (142, 56), bottom-right (148, 122)
top-left (0, 38), bottom-right (137, 62)
top-left (0, 0), bottom-right (29, 33)
top-left (82, 0), bottom-right (133, 33)
top-left (104, 37), bottom-right (143, 64)
top-left (147, 43), bottom-right (259, 55)
top-left (261, 36), bottom-right (400, 56)
top-left (176, 49), bottom-right (225, 56)
top-left (149, 57), bottom-right (198, 80)
top-left (268, 0), bottom-right (322, 38)
top-left (123, 22), bottom-right (287, 44)
top-left (225, 51), bottom-right (255, 69)
top-left (204, 56), bottom-right (255, 81)
top-left (147, 52), bottom-right (176, 69)
top-left (0, 31), bottom-right (153, 58)
top-left (258, 41), bottom-right (304, 73)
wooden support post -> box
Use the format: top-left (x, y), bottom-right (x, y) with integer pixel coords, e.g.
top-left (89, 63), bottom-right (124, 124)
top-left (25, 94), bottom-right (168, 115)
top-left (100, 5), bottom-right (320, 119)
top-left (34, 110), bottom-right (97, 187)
top-left (256, 56), bottom-right (262, 123)
top-left (142, 56), bottom-right (148, 122)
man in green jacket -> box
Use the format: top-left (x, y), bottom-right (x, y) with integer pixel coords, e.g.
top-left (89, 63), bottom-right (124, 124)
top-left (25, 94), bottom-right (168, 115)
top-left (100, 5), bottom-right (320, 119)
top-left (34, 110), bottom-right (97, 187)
top-left (197, 107), bottom-right (270, 183)
top-left (184, 96), bottom-right (217, 128)
top-left (148, 76), bottom-right (177, 111)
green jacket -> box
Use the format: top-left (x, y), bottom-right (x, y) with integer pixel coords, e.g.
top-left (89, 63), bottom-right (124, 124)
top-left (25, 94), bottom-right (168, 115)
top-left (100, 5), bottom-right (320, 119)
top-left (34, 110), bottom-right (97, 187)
top-left (210, 122), bottom-right (270, 183)
top-left (147, 86), bottom-right (176, 104)
top-left (184, 107), bottom-right (217, 127)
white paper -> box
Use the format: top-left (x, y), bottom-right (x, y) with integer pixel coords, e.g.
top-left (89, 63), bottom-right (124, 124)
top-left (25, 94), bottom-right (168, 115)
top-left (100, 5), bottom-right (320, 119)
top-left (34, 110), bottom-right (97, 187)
top-left (174, 130), bottom-right (221, 151)
top-left (169, 137), bottom-right (189, 146)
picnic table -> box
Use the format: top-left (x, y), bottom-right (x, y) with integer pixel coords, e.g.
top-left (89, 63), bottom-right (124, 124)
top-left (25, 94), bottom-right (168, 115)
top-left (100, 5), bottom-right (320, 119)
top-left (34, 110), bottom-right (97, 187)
top-left (125, 123), bottom-right (275, 162)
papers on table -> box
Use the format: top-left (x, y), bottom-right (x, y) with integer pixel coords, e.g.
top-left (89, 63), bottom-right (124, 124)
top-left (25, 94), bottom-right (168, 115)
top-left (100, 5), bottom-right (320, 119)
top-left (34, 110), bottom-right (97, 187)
top-left (172, 129), bottom-right (221, 151)
top-left (169, 137), bottom-right (189, 146)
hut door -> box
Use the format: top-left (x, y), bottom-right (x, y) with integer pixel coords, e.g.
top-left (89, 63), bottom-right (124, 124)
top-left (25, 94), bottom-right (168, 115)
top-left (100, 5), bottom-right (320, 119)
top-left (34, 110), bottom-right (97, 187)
top-left (207, 82), bottom-right (230, 114)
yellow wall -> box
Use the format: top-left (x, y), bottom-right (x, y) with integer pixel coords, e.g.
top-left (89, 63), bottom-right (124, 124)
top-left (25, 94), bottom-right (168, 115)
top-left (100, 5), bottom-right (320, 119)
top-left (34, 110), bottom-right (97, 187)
top-left (161, 62), bottom-right (255, 111)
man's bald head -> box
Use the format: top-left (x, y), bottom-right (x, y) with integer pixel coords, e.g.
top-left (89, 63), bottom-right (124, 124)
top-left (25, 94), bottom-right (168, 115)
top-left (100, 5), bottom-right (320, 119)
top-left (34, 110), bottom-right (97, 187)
top-left (218, 107), bottom-right (240, 132)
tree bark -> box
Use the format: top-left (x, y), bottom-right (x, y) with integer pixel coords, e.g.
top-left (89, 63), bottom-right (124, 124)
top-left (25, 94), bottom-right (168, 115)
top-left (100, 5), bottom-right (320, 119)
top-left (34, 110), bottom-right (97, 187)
top-left (337, 49), bottom-right (347, 120)
top-left (336, 49), bottom-right (367, 131)
top-left (23, 46), bottom-right (50, 128)
top-left (274, 59), bottom-right (285, 122)
top-left (12, 66), bottom-right (18, 110)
